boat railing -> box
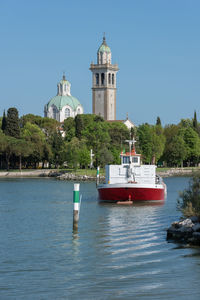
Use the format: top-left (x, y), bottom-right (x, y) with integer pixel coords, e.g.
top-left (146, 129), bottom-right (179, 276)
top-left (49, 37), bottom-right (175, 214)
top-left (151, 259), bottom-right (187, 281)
top-left (156, 175), bottom-right (163, 184)
top-left (107, 175), bottom-right (161, 184)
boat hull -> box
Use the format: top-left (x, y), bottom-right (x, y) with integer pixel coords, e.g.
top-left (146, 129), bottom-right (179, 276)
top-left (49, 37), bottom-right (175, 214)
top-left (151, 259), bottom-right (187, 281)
top-left (97, 183), bottom-right (166, 202)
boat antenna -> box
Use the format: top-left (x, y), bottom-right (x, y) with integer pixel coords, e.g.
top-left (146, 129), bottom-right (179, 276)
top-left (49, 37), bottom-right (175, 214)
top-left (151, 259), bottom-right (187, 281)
top-left (125, 138), bottom-right (136, 164)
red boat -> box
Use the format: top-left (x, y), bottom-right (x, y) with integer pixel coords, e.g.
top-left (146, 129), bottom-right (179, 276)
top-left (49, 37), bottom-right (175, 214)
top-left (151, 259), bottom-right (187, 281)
top-left (97, 139), bottom-right (166, 203)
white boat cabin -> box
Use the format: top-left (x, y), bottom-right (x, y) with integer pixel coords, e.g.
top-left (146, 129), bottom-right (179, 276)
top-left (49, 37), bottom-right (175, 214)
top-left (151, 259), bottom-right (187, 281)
top-left (105, 149), bottom-right (156, 185)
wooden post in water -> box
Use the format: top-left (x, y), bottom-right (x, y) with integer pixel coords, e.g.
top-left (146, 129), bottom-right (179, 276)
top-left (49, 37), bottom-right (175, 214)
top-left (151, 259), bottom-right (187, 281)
top-left (96, 166), bottom-right (100, 186)
top-left (73, 183), bottom-right (80, 230)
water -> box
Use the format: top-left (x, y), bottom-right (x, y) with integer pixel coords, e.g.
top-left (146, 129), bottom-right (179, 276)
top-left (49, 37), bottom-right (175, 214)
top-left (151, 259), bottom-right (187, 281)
top-left (0, 177), bottom-right (200, 300)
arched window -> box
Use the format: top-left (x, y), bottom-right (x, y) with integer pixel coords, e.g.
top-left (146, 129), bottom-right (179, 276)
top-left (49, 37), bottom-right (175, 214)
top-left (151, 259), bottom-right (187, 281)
top-left (112, 74), bottom-right (114, 85)
top-left (101, 52), bottom-right (103, 64)
top-left (101, 73), bottom-right (105, 85)
top-left (96, 73), bottom-right (99, 85)
top-left (64, 85), bottom-right (67, 92)
top-left (77, 108), bottom-right (81, 114)
top-left (65, 108), bottom-right (70, 118)
top-left (53, 107), bottom-right (57, 119)
top-left (108, 73), bottom-right (111, 84)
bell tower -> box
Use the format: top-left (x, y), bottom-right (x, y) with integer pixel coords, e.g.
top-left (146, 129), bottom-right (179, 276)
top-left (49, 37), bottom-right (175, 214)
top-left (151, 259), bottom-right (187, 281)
top-left (90, 36), bottom-right (119, 120)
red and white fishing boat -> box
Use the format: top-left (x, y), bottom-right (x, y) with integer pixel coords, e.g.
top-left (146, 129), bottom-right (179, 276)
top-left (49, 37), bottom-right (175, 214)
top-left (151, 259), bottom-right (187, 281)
top-left (97, 139), bottom-right (166, 203)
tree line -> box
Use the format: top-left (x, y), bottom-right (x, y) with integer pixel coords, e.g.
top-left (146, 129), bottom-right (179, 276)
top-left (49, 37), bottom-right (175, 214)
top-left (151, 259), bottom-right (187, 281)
top-left (0, 108), bottom-right (200, 170)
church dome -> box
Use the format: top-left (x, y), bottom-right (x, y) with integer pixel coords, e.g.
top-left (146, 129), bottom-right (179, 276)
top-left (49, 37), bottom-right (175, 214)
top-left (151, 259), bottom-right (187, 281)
top-left (44, 74), bottom-right (84, 122)
top-left (98, 36), bottom-right (111, 53)
top-left (46, 95), bottom-right (82, 111)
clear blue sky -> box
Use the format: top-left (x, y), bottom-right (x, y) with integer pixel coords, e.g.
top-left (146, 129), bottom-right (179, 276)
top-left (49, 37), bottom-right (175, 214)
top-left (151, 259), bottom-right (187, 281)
top-left (0, 0), bottom-right (200, 126)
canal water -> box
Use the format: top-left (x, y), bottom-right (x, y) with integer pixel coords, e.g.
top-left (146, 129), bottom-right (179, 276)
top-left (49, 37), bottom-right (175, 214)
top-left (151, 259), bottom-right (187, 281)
top-left (0, 177), bottom-right (200, 299)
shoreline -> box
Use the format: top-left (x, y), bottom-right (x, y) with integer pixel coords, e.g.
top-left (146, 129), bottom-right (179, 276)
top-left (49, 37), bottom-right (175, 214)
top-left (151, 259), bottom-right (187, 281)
top-left (0, 167), bottom-right (199, 180)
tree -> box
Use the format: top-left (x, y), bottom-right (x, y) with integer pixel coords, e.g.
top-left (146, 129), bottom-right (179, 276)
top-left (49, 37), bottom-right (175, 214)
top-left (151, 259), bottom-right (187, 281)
top-left (137, 124), bottom-right (153, 163)
top-left (5, 108), bottom-right (20, 138)
top-left (137, 123), bottom-right (165, 164)
top-left (193, 110), bottom-right (198, 131)
top-left (50, 131), bottom-right (65, 168)
top-left (83, 122), bottom-right (111, 166)
top-left (63, 117), bottom-right (75, 142)
top-left (179, 173), bottom-right (200, 217)
top-left (75, 114), bottom-right (84, 139)
top-left (182, 127), bottom-right (200, 166)
top-left (1, 110), bottom-right (7, 132)
top-left (156, 116), bottom-right (161, 126)
top-left (12, 139), bottom-right (33, 171)
top-left (163, 135), bottom-right (187, 167)
top-left (108, 122), bottom-right (130, 150)
top-left (22, 122), bottom-right (46, 168)
top-left (78, 145), bottom-right (90, 168)
top-left (66, 137), bottom-right (80, 169)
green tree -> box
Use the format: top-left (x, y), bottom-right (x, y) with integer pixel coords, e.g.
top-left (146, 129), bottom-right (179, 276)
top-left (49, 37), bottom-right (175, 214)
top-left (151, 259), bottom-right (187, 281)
top-left (12, 138), bottom-right (33, 171)
top-left (1, 110), bottom-right (7, 132)
top-left (179, 173), bottom-right (200, 217)
top-left (75, 114), bottom-right (84, 139)
top-left (182, 127), bottom-right (200, 166)
top-left (137, 124), bottom-right (153, 163)
top-left (63, 117), bottom-right (75, 142)
top-left (50, 131), bottom-right (65, 168)
top-left (78, 145), bottom-right (90, 168)
top-left (83, 122), bottom-right (110, 166)
top-left (156, 116), bottom-right (161, 126)
top-left (193, 110), bottom-right (198, 131)
top-left (66, 137), bottom-right (80, 169)
top-left (164, 135), bottom-right (187, 167)
top-left (22, 122), bottom-right (46, 168)
top-left (5, 107), bottom-right (20, 138)
top-left (108, 122), bottom-right (130, 150)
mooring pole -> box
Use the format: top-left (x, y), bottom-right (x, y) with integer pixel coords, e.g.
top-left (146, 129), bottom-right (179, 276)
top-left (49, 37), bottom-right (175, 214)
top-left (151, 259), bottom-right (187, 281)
top-left (73, 183), bottom-right (80, 230)
top-left (96, 166), bottom-right (100, 186)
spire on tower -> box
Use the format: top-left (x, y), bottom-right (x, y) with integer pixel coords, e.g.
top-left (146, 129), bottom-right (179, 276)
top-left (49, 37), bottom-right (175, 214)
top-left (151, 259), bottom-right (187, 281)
top-left (63, 71), bottom-right (66, 81)
top-left (103, 32), bottom-right (107, 45)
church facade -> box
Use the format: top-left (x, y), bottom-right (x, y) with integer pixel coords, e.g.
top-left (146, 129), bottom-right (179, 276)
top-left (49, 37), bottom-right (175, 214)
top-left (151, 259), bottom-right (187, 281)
top-left (90, 36), bottom-right (118, 120)
top-left (44, 75), bottom-right (83, 122)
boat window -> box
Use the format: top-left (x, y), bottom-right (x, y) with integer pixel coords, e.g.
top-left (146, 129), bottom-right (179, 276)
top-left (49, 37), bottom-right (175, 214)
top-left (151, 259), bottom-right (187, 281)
top-left (133, 157), bottom-right (138, 163)
top-left (123, 156), bottom-right (130, 164)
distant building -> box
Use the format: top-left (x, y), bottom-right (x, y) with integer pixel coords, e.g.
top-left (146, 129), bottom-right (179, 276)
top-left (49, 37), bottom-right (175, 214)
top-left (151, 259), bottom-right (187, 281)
top-left (44, 74), bottom-right (83, 122)
top-left (107, 114), bottom-right (135, 130)
top-left (90, 36), bottom-right (119, 120)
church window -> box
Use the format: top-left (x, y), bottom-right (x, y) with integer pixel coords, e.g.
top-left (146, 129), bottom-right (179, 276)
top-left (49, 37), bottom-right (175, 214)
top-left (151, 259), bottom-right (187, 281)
top-left (77, 108), bottom-right (81, 114)
top-left (112, 74), bottom-right (114, 85)
top-left (101, 52), bottom-right (103, 64)
top-left (96, 73), bottom-right (99, 85)
top-left (108, 73), bottom-right (111, 84)
top-left (101, 73), bottom-right (105, 85)
top-left (64, 85), bottom-right (67, 92)
top-left (65, 108), bottom-right (70, 118)
top-left (53, 107), bottom-right (57, 119)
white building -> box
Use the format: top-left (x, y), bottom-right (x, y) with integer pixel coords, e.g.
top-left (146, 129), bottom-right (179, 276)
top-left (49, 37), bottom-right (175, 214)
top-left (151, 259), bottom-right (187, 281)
top-left (44, 74), bottom-right (83, 122)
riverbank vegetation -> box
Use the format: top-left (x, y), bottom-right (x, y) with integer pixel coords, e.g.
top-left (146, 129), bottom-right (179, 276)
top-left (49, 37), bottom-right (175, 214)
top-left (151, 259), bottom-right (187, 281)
top-left (1, 108), bottom-right (200, 171)
top-left (178, 173), bottom-right (200, 217)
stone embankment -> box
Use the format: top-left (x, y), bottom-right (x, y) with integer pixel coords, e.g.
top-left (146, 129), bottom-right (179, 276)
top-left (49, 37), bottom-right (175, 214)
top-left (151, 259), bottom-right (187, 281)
top-left (167, 217), bottom-right (200, 246)
top-left (0, 170), bottom-right (104, 181)
top-left (0, 167), bottom-right (198, 179)
top-left (55, 172), bottom-right (105, 182)
top-left (0, 170), bottom-right (52, 177)
top-left (158, 168), bottom-right (196, 178)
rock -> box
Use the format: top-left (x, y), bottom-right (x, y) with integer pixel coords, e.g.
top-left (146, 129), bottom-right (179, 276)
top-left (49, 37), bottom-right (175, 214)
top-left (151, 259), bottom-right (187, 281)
top-left (167, 218), bottom-right (200, 246)
top-left (179, 218), bottom-right (194, 228)
top-left (189, 232), bottom-right (200, 246)
top-left (192, 223), bottom-right (200, 232)
top-left (190, 216), bottom-right (199, 223)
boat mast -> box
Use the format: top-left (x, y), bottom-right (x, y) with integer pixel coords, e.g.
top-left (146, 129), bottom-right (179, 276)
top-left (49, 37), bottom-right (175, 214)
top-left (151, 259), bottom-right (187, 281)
top-left (125, 138), bottom-right (136, 164)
